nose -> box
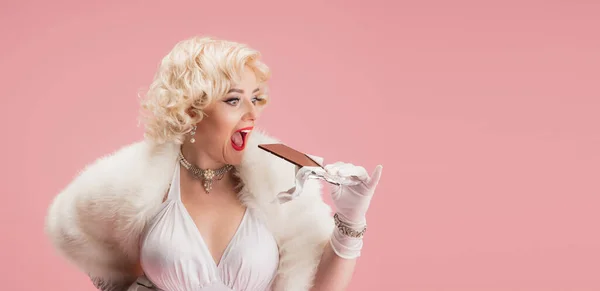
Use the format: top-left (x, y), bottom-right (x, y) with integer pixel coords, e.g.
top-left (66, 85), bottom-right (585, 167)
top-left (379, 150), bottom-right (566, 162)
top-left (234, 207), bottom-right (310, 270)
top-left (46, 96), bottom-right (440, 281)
top-left (243, 99), bottom-right (258, 121)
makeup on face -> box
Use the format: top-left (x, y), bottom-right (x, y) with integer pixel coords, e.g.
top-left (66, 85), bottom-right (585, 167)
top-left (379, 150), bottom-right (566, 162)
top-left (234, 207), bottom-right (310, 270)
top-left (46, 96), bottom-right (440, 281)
top-left (231, 126), bottom-right (253, 151)
top-left (191, 66), bottom-right (266, 166)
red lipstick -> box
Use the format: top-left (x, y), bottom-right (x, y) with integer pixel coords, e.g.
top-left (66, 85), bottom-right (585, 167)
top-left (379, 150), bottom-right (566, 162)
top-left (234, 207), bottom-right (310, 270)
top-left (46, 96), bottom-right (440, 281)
top-left (231, 126), bottom-right (254, 151)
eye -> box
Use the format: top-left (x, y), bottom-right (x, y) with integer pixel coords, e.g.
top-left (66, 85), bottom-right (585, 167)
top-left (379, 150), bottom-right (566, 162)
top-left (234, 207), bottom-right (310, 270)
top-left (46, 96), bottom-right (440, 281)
top-left (224, 97), bottom-right (240, 106)
top-left (252, 96), bottom-right (265, 105)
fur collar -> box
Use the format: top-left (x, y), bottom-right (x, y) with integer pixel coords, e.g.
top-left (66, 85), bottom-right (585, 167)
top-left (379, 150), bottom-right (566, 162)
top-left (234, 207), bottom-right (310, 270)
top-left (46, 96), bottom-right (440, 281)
top-left (45, 129), bottom-right (334, 291)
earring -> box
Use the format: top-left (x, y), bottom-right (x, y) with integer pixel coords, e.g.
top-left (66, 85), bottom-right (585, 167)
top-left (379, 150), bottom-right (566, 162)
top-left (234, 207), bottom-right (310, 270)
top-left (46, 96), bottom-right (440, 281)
top-left (190, 125), bottom-right (197, 143)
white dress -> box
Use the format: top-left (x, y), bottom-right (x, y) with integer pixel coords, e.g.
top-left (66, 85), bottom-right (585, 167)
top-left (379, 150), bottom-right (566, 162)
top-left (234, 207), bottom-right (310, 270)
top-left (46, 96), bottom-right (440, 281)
top-left (139, 163), bottom-right (280, 291)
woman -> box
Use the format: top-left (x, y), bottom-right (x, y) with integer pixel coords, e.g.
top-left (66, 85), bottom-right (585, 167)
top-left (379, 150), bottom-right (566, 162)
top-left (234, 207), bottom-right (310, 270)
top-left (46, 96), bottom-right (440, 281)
top-left (45, 36), bottom-right (383, 291)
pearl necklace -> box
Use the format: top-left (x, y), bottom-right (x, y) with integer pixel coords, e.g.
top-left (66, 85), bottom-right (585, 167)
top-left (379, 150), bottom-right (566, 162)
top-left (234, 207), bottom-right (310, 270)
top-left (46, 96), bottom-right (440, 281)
top-left (178, 151), bottom-right (233, 193)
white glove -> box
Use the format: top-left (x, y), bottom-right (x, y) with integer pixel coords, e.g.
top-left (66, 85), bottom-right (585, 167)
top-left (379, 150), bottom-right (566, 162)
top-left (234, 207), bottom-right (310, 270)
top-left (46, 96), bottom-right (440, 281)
top-left (273, 156), bottom-right (383, 259)
top-left (325, 162), bottom-right (383, 259)
top-left (325, 162), bottom-right (382, 225)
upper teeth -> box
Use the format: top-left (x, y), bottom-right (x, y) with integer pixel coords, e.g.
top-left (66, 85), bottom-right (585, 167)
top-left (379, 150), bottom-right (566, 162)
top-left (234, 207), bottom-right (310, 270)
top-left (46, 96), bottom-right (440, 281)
top-left (240, 130), bottom-right (251, 133)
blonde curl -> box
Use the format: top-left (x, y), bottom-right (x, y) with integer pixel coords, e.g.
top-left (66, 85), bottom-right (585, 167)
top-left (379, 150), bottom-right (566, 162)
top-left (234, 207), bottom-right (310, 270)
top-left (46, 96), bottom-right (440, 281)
top-left (138, 36), bottom-right (271, 144)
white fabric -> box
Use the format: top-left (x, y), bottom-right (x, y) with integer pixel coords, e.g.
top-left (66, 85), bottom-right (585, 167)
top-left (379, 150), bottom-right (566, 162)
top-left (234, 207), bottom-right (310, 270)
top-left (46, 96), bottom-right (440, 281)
top-left (325, 162), bottom-right (383, 259)
top-left (273, 154), bottom-right (359, 204)
top-left (276, 159), bottom-right (383, 260)
top-left (44, 129), bottom-right (335, 291)
top-left (139, 163), bottom-right (279, 291)
top-left (325, 162), bottom-right (383, 225)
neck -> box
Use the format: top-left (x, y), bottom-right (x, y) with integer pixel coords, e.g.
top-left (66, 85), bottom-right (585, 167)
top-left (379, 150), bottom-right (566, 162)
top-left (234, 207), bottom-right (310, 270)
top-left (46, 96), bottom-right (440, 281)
top-left (180, 142), bottom-right (228, 170)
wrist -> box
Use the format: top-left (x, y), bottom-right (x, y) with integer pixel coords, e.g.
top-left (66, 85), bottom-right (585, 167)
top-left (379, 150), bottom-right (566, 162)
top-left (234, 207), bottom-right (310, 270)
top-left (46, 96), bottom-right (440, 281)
top-left (334, 213), bottom-right (367, 237)
top-left (336, 211), bottom-right (367, 227)
top-left (329, 212), bottom-right (368, 259)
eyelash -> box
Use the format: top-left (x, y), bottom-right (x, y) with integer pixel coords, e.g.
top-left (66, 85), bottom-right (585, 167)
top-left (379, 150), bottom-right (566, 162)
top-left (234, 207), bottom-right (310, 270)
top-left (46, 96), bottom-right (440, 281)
top-left (225, 96), bottom-right (264, 106)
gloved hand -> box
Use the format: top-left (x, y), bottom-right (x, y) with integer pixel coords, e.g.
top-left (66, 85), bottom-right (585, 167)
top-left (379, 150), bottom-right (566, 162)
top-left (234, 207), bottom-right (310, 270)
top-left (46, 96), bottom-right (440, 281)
top-left (325, 162), bottom-right (383, 226)
top-left (273, 155), bottom-right (383, 259)
top-left (324, 162), bottom-right (383, 259)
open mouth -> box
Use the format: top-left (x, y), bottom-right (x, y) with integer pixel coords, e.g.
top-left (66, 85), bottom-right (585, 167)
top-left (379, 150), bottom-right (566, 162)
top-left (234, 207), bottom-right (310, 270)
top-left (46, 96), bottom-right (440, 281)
top-left (231, 127), bottom-right (253, 151)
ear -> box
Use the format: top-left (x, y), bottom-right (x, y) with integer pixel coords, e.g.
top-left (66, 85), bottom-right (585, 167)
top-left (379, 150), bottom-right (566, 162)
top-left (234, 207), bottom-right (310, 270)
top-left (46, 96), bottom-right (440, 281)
top-left (186, 107), bottom-right (197, 118)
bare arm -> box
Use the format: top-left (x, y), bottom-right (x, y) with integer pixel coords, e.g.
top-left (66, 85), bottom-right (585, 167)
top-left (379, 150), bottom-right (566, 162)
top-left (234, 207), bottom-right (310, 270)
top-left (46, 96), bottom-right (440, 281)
top-left (310, 242), bottom-right (357, 291)
top-left (308, 162), bottom-right (383, 291)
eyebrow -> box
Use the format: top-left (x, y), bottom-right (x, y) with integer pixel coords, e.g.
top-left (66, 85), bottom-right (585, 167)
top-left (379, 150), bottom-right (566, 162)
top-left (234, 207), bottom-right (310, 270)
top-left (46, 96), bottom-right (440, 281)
top-left (227, 88), bottom-right (260, 94)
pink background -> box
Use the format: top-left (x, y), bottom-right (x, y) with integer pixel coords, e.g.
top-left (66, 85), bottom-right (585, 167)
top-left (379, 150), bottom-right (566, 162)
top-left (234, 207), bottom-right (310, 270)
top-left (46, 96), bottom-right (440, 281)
top-left (1, 0), bottom-right (599, 290)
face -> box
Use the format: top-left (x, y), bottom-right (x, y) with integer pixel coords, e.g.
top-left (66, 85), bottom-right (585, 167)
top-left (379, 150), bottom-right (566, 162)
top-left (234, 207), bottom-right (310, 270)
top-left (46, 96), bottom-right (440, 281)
top-left (192, 66), bottom-right (267, 166)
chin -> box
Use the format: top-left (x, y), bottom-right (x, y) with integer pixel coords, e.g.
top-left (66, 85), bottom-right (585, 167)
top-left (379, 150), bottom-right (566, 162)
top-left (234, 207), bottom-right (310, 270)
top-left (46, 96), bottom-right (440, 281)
top-left (224, 156), bottom-right (243, 166)
top-left (224, 146), bottom-right (245, 166)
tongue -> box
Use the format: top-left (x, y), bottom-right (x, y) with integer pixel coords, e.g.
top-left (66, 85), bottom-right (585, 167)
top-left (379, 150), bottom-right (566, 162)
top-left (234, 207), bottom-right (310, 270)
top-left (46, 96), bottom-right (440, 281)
top-left (231, 132), bottom-right (243, 147)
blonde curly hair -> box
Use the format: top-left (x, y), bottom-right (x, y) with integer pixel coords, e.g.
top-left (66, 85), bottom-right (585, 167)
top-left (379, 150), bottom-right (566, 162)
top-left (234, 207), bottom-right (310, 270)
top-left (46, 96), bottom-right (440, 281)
top-left (139, 36), bottom-right (271, 144)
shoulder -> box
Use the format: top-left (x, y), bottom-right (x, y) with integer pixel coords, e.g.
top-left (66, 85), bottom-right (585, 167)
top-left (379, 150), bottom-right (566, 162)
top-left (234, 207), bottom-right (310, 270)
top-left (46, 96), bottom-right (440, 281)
top-left (45, 139), bottom-right (179, 276)
top-left (51, 139), bottom-right (178, 207)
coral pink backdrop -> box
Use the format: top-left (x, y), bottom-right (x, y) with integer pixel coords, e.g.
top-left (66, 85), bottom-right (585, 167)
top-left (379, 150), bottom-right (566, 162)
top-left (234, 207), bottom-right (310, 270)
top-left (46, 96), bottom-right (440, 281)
top-left (1, 0), bottom-right (599, 290)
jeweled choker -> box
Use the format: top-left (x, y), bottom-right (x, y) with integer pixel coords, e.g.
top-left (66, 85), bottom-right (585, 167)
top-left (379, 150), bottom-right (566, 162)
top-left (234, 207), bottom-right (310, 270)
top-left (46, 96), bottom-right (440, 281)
top-left (178, 151), bottom-right (233, 193)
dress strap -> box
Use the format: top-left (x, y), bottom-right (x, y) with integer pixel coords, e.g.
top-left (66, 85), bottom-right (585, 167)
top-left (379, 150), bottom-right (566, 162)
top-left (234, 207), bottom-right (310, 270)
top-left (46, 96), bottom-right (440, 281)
top-left (165, 161), bottom-right (182, 201)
